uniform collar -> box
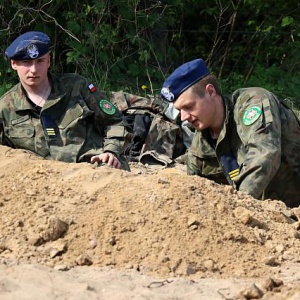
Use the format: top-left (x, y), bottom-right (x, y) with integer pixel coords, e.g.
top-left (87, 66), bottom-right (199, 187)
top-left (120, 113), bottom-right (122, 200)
top-left (48, 72), bottom-right (67, 99)
top-left (14, 72), bottom-right (65, 112)
top-left (13, 84), bottom-right (35, 112)
top-left (213, 95), bottom-right (233, 144)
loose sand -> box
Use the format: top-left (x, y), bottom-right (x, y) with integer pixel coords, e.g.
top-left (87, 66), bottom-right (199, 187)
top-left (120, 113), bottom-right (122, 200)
top-left (0, 145), bottom-right (299, 299)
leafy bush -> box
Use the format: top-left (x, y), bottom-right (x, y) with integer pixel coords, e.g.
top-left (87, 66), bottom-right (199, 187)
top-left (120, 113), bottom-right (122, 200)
top-left (0, 0), bottom-right (299, 108)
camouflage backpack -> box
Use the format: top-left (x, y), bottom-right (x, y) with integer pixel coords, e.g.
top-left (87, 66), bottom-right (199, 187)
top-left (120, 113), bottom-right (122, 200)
top-left (110, 91), bottom-right (193, 166)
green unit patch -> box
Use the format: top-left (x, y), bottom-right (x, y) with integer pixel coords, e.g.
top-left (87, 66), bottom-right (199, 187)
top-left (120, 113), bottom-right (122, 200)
top-left (243, 106), bottom-right (262, 125)
top-left (99, 99), bottom-right (116, 115)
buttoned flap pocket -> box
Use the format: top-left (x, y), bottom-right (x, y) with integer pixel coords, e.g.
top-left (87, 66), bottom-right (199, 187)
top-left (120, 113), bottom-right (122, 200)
top-left (58, 103), bottom-right (84, 129)
top-left (8, 115), bottom-right (34, 138)
top-left (189, 141), bottom-right (216, 159)
top-left (188, 148), bottom-right (222, 174)
top-left (201, 159), bottom-right (224, 176)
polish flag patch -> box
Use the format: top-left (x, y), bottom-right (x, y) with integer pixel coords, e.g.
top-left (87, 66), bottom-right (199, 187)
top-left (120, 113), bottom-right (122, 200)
top-left (88, 83), bottom-right (97, 93)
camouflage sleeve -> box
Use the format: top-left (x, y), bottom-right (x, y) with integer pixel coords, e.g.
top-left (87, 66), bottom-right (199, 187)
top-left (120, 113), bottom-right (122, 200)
top-left (110, 90), bottom-right (168, 115)
top-left (0, 117), bottom-right (10, 147)
top-left (186, 144), bottom-right (204, 176)
top-left (80, 81), bottom-right (131, 158)
top-left (233, 88), bottom-right (282, 198)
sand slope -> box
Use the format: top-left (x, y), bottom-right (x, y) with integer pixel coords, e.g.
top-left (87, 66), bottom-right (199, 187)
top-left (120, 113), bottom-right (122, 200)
top-left (0, 145), bottom-right (300, 299)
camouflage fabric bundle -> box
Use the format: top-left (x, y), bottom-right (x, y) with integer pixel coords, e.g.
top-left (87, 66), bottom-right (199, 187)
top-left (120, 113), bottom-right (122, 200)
top-left (110, 91), bottom-right (189, 166)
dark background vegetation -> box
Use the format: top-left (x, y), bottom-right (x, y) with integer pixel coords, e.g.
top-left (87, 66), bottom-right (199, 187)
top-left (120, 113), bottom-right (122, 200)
top-left (1, 0), bottom-right (300, 107)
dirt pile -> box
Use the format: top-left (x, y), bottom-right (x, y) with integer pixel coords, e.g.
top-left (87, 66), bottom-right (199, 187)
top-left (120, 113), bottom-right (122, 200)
top-left (0, 145), bottom-right (300, 299)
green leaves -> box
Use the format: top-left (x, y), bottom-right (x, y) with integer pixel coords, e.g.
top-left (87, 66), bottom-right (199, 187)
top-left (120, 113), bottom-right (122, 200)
top-left (0, 0), bottom-right (300, 104)
top-left (281, 16), bottom-right (294, 27)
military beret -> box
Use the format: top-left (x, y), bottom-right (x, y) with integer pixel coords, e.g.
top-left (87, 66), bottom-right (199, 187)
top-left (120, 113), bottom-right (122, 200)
top-left (161, 58), bottom-right (210, 102)
top-left (5, 31), bottom-right (50, 60)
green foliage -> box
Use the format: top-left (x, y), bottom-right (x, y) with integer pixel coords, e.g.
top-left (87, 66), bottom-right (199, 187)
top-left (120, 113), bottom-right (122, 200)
top-left (220, 65), bottom-right (300, 108)
top-left (0, 0), bottom-right (299, 105)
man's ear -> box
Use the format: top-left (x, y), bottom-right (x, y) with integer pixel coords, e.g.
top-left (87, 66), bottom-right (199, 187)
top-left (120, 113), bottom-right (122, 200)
top-left (10, 60), bottom-right (18, 70)
top-left (206, 83), bottom-right (216, 97)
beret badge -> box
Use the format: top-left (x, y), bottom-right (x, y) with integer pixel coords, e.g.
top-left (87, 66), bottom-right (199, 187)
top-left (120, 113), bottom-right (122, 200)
top-left (160, 58), bottom-right (210, 102)
top-left (27, 44), bottom-right (39, 59)
top-left (161, 87), bottom-right (174, 102)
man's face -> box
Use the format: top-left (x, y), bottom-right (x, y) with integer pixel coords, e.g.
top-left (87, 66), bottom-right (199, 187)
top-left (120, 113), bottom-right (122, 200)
top-left (11, 53), bottom-right (50, 88)
top-left (173, 85), bottom-right (217, 131)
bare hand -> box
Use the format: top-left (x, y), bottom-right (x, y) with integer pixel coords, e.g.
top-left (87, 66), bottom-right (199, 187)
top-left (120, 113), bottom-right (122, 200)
top-left (90, 153), bottom-right (122, 169)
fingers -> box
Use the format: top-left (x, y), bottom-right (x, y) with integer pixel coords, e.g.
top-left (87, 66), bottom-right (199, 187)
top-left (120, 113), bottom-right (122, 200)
top-left (90, 153), bottom-right (122, 169)
top-left (105, 153), bottom-right (121, 168)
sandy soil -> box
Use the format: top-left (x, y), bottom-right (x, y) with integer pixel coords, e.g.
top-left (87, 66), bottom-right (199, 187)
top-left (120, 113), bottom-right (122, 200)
top-left (0, 145), bottom-right (300, 300)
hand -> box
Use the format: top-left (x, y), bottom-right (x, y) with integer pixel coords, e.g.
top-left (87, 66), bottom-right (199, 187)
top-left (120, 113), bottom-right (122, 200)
top-left (90, 152), bottom-right (122, 169)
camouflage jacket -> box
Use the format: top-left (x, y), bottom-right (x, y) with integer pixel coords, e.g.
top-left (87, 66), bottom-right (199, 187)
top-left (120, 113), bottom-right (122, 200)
top-left (0, 72), bottom-right (130, 169)
top-left (187, 87), bottom-right (300, 207)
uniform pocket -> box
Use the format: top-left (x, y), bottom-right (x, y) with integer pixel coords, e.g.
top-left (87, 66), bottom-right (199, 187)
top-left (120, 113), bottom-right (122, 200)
top-left (58, 103), bottom-right (84, 129)
top-left (8, 116), bottom-right (35, 138)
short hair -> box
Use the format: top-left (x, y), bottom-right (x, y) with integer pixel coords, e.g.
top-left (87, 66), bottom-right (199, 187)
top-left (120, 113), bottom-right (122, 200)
top-left (190, 74), bottom-right (222, 97)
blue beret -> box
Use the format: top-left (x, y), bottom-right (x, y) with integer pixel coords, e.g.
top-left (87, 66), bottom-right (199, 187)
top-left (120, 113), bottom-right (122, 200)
top-left (5, 31), bottom-right (50, 60)
top-left (161, 58), bottom-right (210, 102)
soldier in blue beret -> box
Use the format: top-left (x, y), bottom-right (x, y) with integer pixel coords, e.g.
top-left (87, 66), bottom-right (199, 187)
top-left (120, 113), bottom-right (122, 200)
top-left (0, 31), bottom-right (131, 169)
top-left (161, 58), bottom-right (300, 207)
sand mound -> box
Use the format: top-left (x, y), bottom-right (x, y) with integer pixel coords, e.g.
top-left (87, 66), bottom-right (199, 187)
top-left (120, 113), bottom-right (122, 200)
top-left (0, 145), bottom-right (300, 299)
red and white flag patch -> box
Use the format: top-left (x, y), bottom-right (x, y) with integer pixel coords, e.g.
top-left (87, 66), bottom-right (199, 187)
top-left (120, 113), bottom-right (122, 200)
top-left (88, 83), bottom-right (97, 93)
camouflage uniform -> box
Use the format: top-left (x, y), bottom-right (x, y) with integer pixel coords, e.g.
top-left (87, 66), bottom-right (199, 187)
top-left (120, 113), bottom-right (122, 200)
top-left (187, 87), bottom-right (300, 207)
top-left (0, 72), bottom-right (130, 170)
top-left (110, 91), bottom-right (187, 165)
